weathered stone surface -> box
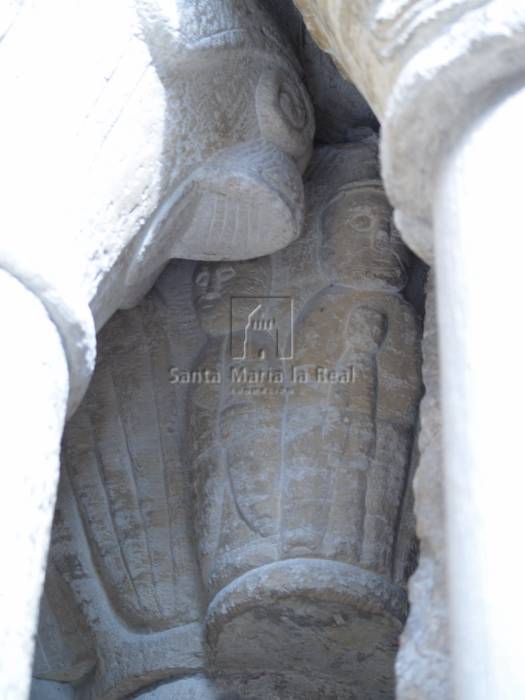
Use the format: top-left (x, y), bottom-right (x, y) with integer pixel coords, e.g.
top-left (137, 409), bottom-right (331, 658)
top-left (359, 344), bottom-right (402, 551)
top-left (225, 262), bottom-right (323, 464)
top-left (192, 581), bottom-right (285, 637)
top-left (30, 680), bottom-right (74, 700)
top-left (35, 144), bottom-right (421, 699)
top-left (7, 2), bottom-right (525, 697)
top-left (260, 0), bottom-right (378, 142)
top-left (396, 273), bottom-right (451, 700)
top-left (0, 271), bottom-right (69, 700)
top-left (90, 0), bottom-right (314, 327)
top-left (293, 0), bottom-right (525, 264)
top-left (60, 310), bottom-right (202, 633)
top-left (132, 676), bottom-right (224, 699)
top-left (39, 265), bottom-right (208, 700)
top-left (2, 0), bottom-right (316, 409)
top-left (207, 559), bottom-right (407, 699)
top-left (188, 143), bottom-right (420, 590)
top-left (33, 563), bottom-right (96, 683)
top-left (186, 144), bottom-right (421, 697)
top-left (2, 5), bottom-right (315, 695)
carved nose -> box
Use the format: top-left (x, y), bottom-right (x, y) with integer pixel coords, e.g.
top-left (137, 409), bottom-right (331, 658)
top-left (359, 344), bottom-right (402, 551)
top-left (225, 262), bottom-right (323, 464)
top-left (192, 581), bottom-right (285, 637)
top-left (210, 275), bottom-right (226, 296)
top-left (372, 228), bottom-right (390, 248)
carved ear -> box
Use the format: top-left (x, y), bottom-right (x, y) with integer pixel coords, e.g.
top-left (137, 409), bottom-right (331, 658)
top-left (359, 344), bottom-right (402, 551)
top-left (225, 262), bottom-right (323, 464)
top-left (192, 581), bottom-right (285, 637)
top-left (256, 67), bottom-right (315, 169)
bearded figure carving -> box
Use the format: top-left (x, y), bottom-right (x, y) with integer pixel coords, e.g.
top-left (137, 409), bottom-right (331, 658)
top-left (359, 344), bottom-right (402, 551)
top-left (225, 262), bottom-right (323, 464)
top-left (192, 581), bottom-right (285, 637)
top-left (281, 170), bottom-right (419, 577)
top-left (186, 143), bottom-right (421, 699)
top-left (33, 144), bottom-right (420, 700)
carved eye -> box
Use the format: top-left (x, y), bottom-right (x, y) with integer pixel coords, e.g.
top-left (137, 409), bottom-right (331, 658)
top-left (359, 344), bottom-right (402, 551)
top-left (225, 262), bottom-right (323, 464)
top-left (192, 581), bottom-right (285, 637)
top-left (195, 269), bottom-right (210, 288)
top-left (278, 85), bottom-right (308, 130)
top-left (256, 67), bottom-right (314, 163)
top-left (351, 213), bottom-right (374, 232)
top-left (218, 266), bottom-right (236, 283)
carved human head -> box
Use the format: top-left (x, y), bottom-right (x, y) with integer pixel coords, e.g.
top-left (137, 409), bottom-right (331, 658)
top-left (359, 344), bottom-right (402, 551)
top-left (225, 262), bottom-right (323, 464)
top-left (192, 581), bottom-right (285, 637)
top-left (192, 257), bottom-right (272, 337)
top-left (319, 185), bottom-right (409, 291)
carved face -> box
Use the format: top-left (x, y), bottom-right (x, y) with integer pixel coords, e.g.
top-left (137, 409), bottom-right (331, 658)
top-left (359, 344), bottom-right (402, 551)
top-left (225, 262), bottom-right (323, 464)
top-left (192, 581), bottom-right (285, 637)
top-left (181, 6), bottom-right (314, 171)
top-left (161, 55), bottom-right (314, 261)
top-left (193, 258), bottom-right (272, 336)
top-left (181, 57), bottom-right (312, 166)
top-left (137, 0), bottom-right (315, 263)
top-left (320, 188), bottom-right (409, 291)
top-left (128, 0), bottom-right (316, 272)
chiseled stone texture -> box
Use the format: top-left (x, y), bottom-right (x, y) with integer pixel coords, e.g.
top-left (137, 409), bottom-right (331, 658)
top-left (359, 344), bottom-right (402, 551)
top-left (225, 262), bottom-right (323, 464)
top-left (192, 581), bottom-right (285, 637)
top-left (396, 273), bottom-right (451, 700)
top-left (1, 0), bottom-right (315, 394)
top-left (260, 0), bottom-right (378, 143)
top-left (89, 0), bottom-right (315, 327)
top-left (34, 263), bottom-right (209, 700)
top-left (32, 564), bottom-right (96, 683)
top-left (187, 143), bottom-right (421, 698)
top-left (293, 0), bottom-right (525, 265)
top-left (6, 3), bottom-right (314, 697)
top-left (4, 1), bottom-right (315, 687)
top-left (188, 142), bottom-right (420, 588)
top-left (30, 681), bottom-right (74, 700)
top-left (131, 676), bottom-right (225, 699)
top-left (34, 144), bottom-right (421, 699)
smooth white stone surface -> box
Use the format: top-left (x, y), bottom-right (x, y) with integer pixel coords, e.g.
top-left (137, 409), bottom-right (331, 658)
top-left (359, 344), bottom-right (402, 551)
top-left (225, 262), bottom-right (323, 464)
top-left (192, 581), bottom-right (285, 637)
top-left (0, 271), bottom-right (69, 700)
top-left (434, 85), bottom-right (525, 700)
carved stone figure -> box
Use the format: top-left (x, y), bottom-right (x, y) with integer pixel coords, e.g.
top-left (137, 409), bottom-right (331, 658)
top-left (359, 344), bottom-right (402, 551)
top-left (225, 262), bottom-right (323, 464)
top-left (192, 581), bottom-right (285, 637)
top-left (33, 265), bottom-right (209, 700)
top-left (280, 168), bottom-right (418, 576)
top-left (33, 145), bottom-right (420, 700)
top-left (111, 0), bottom-right (316, 318)
top-left (185, 143), bottom-right (421, 698)
top-left (1, 5), bottom-right (315, 695)
top-left (188, 257), bottom-right (286, 597)
top-left (32, 564), bottom-right (96, 685)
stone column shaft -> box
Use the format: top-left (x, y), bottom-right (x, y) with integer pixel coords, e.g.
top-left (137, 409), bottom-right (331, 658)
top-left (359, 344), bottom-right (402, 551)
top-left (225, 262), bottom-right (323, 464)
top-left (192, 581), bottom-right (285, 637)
top-left (0, 270), bottom-right (69, 700)
top-left (434, 85), bottom-right (525, 700)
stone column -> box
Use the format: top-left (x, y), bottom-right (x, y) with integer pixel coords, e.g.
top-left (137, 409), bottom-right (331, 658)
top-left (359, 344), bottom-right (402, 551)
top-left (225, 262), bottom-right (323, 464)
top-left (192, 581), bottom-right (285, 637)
top-left (395, 273), bottom-right (451, 700)
top-left (292, 3), bottom-right (525, 698)
top-left (0, 271), bottom-right (70, 700)
top-left (433, 86), bottom-right (525, 700)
